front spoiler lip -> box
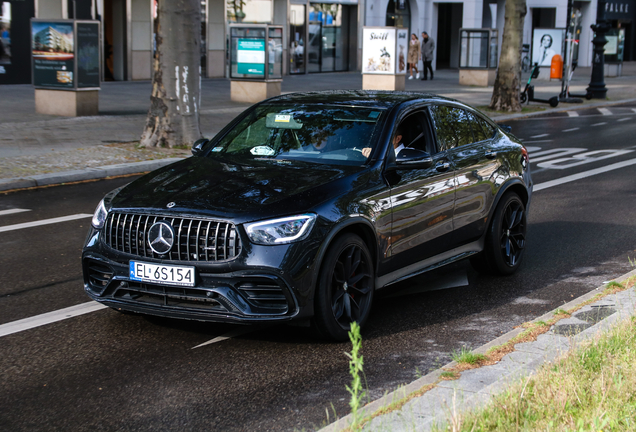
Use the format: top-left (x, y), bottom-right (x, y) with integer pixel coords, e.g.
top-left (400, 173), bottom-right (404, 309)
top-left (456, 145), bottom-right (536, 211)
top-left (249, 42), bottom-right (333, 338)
top-left (86, 288), bottom-right (298, 323)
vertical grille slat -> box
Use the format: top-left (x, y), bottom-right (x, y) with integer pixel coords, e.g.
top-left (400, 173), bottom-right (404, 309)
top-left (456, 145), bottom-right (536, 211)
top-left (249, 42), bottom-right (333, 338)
top-left (103, 212), bottom-right (241, 262)
top-left (204, 221), bottom-right (212, 261)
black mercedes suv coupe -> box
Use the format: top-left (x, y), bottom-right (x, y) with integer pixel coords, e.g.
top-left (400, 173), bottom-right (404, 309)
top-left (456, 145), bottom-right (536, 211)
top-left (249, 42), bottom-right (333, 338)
top-left (82, 91), bottom-right (532, 340)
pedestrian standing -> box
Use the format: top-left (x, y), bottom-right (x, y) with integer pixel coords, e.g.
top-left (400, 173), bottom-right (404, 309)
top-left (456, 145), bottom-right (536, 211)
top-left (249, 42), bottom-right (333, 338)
top-left (408, 33), bottom-right (420, 80)
top-left (421, 31), bottom-right (435, 80)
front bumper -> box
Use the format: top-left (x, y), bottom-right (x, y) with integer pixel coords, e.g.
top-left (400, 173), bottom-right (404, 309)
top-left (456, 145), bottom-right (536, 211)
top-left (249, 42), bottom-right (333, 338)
top-left (82, 228), bottom-right (321, 324)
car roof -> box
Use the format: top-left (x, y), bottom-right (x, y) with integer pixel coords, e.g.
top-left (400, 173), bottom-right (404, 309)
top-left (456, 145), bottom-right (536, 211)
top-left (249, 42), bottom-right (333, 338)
top-left (262, 90), bottom-right (457, 109)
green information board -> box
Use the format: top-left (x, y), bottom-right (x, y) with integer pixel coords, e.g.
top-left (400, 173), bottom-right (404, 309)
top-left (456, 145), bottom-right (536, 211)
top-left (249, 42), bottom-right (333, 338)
top-left (237, 39), bottom-right (265, 76)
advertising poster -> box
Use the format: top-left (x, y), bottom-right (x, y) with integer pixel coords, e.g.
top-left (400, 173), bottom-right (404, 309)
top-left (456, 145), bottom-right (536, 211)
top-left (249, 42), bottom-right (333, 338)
top-left (237, 38), bottom-right (265, 76)
top-left (77, 22), bottom-right (100, 88)
top-left (32, 21), bottom-right (74, 88)
top-left (532, 28), bottom-right (565, 67)
top-left (362, 27), bottom-right (396, 74)
top-left (395, 29), bottom-right (408, 74)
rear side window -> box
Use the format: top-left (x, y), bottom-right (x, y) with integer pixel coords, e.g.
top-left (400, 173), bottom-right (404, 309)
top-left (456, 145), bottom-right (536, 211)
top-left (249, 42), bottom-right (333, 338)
top-left (474, 115), bottom-right (496, 139)
top-left (429, 105), bottom-right (474, 150)
top-left (467, 112), bottom-right (487, 142)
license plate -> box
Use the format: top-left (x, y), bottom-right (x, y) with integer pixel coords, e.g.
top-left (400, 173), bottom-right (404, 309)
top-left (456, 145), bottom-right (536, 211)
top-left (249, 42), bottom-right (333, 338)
top-left (129, 261), bottom-right (195, 287)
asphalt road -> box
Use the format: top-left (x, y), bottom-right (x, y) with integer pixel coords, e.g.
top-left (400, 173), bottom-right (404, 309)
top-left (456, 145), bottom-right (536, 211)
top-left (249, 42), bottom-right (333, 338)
top-left (1, 104), bottom-right (636, 431)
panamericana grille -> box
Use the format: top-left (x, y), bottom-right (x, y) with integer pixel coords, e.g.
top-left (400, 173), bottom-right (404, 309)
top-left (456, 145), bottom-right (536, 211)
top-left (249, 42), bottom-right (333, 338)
top-left (103, 212), bottom-right (241, 262)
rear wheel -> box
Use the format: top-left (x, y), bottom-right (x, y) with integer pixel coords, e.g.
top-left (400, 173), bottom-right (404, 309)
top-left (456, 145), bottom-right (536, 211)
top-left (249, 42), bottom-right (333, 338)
top-left (471, 192), bottom-right (527, 275)
top-left (312, 233), bottom-right (375, 341)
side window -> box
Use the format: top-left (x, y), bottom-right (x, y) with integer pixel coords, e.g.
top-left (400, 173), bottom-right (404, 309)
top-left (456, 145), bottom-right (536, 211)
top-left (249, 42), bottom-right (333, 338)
top-left (398, 111), bottom-right (435, 154)
top-left (467, 112), bottom-right (487, 142)
top-left (475, 115), bottom-right (496, 139)
top-left (429, 105), bottom-right (474, 150)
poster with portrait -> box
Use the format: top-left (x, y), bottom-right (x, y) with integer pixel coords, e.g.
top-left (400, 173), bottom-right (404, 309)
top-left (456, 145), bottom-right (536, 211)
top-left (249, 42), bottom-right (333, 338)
top-left (395, 28), bottom-right (408, 74)
top-left (532, 28), bottom-right (565, 67)
top-left (32, 20), bottom-right (75, 88)
top-left (362, 27), bottom-right (396, 74)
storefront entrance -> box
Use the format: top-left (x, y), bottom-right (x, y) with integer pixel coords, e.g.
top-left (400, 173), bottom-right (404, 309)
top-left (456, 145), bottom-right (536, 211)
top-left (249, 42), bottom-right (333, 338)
top-left (0, 0), bottom-right (35, 84)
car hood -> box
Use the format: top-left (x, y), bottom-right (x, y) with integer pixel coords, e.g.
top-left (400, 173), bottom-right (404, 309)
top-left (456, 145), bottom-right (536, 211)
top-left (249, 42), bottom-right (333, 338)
top-left (111, 157), bottom-right (365, 222)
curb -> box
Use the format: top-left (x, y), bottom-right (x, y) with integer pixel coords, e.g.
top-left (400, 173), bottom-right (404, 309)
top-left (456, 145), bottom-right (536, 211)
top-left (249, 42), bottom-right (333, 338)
top-left (0, 158), bottom-right (185, 192)
top-left (319, 268), bottom-right (636, 432)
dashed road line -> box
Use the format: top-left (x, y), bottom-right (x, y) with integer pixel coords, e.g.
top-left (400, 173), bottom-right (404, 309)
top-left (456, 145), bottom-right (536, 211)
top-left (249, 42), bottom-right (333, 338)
top-left (618, 117), bottom-right (631, 122)
top-left (567, 111), bottom-right (579, 117)
top-left (0, 213), bottom-right (92, 233)
top-left (192, 327), bottom-right (261, 349)
top-left (598, 108), bottom-right (612, 115)
top-left (562, 128), bottom-right (579, 132)
top-left (0, 302), bottom-right (108, 338)
top-left (591, 122), bottom-right (608, 126)
top-left (0, 208), bottom-right (31, 216)
top-left (530, 134), bottom-right (549, 138)
top-left (632, 108), bottom-right (636, 114)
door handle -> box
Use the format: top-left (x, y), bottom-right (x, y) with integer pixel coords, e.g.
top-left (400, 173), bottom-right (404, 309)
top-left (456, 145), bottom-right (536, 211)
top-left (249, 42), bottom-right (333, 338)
top-left (486, 151), bottom-right (498, 159)
top-left (435, 162), bottom-right (451, 172)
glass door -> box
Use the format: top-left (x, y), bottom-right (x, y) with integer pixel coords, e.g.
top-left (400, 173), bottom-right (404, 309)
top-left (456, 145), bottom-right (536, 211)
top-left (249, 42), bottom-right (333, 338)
top-left (289, 4), bottom-right (305, 74)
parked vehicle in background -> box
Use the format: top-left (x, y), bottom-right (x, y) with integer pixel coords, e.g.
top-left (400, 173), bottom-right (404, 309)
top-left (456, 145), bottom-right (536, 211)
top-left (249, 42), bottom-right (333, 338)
top-left (83, 91), bottom-right (533, 341)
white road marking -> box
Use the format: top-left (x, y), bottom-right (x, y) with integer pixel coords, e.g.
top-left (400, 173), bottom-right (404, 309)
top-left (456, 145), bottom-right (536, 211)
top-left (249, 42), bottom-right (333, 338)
top-left (562, 128), bottom-right (579, 132)
top-left (567, 111), bottom-right (579, 117)
top-left (598, 108), bottom-right (612, 116)
top-left (0, 208), bottom-right (31, 216)
top-left (530, 134), bottom-right (549, 138)
top-left (617, 117), bottom-right (631, 122)
top-left (192, 327), bottom-right (258, 349)
top-left (0, 213), bottom-right (92, 233)
top-left (591, 122), bottom-right (608, 126)
top-left (534, 157), bottom-right (636, 191)
top-left (632, 108), bottom-right (636, 114)
top-left (529, 148), bottom-right (587, 164)
top-left (525, 146), bottom-right (542, 153)
top-left (521, 140), bottom-right (553, 144)
top-left (537, 149), bottom-right (633, 170)
top-left (0, 301), bottom-right (108, 338)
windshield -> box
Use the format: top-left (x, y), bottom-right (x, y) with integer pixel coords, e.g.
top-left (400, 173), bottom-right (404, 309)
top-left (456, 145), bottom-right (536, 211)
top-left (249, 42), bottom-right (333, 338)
top-left (207, 105), bottom-right (385, 166)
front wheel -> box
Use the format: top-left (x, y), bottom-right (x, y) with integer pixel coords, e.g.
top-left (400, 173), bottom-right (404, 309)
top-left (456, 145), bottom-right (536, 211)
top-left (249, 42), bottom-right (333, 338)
top-left (312, 233), bottom-right (375, 341)
top-left (471, 192), bottom-right (527, 275)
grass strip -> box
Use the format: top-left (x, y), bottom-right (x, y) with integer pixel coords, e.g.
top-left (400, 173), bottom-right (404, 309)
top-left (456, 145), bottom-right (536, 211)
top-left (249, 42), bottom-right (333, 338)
top-left (433, 315), bottom-right (636, 431)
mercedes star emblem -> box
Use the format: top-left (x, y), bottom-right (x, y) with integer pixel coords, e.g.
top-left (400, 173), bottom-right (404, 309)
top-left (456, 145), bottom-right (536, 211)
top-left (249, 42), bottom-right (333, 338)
top-left (167, 202), bottom-right (176, 208)
top-left (148, 221), bottom-right (175, 254)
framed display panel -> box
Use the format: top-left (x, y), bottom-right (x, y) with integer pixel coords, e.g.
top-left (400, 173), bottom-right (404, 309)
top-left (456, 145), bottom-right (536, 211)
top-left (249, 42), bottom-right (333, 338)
top-left (361, 27), bottom-right (407, 75)
top-left (532, 28), bottom-right (565, 67)
top-left (459, 28), bottom-right (498, 69)
top-left (31, 19), bottom-right (100, 90)
top-left (230, 24), bottom-right (283, 80)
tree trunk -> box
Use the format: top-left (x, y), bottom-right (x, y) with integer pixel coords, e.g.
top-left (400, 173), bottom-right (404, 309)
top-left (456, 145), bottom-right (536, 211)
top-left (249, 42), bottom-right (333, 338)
top-left (140, 0), bottom-right (202, 148)
top-left (489, 0), bottom-right (527, 112)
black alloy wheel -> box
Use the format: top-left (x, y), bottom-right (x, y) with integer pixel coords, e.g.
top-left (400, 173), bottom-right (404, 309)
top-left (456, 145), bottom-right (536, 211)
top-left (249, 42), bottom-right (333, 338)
top-left (471, 192), bottom-right (526, 275)
top-left (313, 233), bottom-right (375, 341)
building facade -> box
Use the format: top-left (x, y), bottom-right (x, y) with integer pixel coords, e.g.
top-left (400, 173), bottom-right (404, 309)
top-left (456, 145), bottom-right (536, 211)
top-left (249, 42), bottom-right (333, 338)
top-left (0, 0), bottom-right (633, 84)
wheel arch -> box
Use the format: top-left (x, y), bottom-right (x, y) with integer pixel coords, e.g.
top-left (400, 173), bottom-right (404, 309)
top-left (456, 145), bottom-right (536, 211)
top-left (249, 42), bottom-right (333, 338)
top-left (309, 217), bottom-right (379, 301)
top-left (483, 179), bottom-right (530, 236)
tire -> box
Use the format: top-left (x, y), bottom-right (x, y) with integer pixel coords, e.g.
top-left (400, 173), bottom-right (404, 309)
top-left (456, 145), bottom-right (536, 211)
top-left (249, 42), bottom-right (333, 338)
top-left (520, 92), bottom-right (527, 104)
top-left (549, 96), bottom-right (559, 108)
top-left (471, 192), bottom-right (527, 275)
top-left (312, 233), bottom-right (375, 341)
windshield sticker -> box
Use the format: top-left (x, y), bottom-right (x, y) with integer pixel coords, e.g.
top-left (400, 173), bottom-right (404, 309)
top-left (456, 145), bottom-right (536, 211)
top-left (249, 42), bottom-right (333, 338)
top-left (211, 147), bottom-right (223, 152)
top-left (369, 111), bottom-right (380, 119)
top-left (275, 114), bottom-right (291, 123)
top-left (250, 146), bottom-right (276, 156)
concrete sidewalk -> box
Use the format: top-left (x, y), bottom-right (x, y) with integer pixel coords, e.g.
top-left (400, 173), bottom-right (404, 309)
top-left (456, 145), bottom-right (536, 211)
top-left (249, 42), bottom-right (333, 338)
top-left (1, 63), bottom-right (636, 191)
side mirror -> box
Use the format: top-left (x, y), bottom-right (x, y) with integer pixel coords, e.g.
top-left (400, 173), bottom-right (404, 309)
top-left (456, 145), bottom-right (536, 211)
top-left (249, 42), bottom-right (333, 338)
top-left (393, 148), bottom-right (433, 170)
top-left (191, 138), bottom-right (209, 156)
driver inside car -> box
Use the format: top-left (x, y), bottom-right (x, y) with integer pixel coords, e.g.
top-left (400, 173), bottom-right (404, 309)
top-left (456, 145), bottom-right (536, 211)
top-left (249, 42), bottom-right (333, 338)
top-left (362, 126), bottom-right (404, 158)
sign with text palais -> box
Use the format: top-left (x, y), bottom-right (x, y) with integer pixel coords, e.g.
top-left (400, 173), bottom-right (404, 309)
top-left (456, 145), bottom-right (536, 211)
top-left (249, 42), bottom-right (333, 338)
top-left (31, 19), bottom-right (100, 89)
top-left (362, 27), bottom-right (408, 75)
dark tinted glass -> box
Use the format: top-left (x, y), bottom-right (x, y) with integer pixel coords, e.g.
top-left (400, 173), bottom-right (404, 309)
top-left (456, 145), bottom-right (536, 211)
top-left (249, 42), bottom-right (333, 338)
top-left (467, 112), bottom-right (487, 142)
top-left (429, 105), bottom-right (474, 150)
top-left (475, 115), bottom-right (495, 138)
top-left (208, 105), bottom-right (384, 166)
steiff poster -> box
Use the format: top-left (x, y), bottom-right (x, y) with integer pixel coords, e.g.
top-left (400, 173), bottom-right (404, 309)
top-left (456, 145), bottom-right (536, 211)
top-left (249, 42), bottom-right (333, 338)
top-left (362, 28), bottom-right (396, 74)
